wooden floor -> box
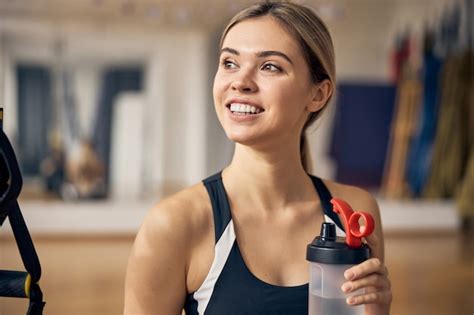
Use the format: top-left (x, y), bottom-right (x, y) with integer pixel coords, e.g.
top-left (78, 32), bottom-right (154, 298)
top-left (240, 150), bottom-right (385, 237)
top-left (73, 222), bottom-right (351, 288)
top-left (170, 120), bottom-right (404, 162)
top-left (0, 232), bottom-right (473, 315)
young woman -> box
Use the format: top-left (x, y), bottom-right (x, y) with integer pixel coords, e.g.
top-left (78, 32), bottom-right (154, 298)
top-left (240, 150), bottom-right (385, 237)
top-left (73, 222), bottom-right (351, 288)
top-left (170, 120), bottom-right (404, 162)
top-left (124, 2), bottom-right (392, 314)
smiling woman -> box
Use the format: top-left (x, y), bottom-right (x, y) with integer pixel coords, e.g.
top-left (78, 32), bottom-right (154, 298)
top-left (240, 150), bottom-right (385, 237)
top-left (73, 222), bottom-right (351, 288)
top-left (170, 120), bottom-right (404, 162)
top-left (213, 15), bottom-right (330, 152)
top-left (124, 2), bottom-right (391, 315)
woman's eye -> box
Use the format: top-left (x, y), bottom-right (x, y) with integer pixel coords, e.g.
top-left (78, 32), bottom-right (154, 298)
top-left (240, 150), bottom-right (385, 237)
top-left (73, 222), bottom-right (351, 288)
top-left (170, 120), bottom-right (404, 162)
top-left (222, 60), bottom-right (238, 69)
top-left (262, 63), bottom-right (281, 72)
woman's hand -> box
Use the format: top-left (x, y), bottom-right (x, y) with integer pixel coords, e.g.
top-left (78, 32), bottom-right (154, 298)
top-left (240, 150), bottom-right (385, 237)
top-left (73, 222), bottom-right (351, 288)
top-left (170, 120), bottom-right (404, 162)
top-left (341, 232), bottom-right (392, 315)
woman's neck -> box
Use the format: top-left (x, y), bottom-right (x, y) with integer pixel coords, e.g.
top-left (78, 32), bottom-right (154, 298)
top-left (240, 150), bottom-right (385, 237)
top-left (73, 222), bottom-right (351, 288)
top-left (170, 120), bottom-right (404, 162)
top-left (222, 143), bottom-right (315, 214)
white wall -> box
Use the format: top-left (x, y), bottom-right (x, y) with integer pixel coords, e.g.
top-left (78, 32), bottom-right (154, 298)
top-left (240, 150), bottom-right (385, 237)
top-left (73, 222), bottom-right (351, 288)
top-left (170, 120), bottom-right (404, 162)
top-left (110, 93), bottom-right (145, 199)
top-left (314, 0), bottom-right (457, 82)
top-left (324, 1), bottom-right (397, 82)
top-left (143, 31), bottom-right (210, 196)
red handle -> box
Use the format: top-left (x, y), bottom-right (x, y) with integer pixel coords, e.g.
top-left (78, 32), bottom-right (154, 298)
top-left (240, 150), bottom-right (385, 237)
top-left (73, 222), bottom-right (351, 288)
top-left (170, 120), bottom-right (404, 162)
top-left (330, 198), bottom-right (375, 248)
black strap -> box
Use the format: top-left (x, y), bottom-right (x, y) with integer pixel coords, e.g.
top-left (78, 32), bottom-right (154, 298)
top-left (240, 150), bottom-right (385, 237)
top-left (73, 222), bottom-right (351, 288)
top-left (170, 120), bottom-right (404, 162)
top-left (1, 203), bottom-right (46, 315)
top-left (7, 200), bottom-right (42, 282)
top-left (0, 127), bottom-right (45, 314)
top-left (26, 283), bottom-right (45, 315)
top-left (203, 172), bottom-right (232, 243)
top-left (309, 175), bottom-right (345, 231)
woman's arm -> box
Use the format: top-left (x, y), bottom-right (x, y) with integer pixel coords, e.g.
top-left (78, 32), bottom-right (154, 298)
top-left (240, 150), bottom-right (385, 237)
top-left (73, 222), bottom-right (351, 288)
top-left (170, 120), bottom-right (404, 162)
top-left (124, 202), bottom-right (189, 315)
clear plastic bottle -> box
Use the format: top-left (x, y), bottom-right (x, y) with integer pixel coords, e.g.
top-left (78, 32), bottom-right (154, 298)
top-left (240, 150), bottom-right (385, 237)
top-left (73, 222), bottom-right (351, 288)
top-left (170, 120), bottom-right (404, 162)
top-left (306, 198), bottom-right (374, 315)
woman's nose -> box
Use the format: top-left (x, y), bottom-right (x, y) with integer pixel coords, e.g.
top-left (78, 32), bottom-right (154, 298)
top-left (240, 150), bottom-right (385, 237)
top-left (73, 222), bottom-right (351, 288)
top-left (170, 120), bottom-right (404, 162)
top-left (230, 69), bottom-right (258, 93)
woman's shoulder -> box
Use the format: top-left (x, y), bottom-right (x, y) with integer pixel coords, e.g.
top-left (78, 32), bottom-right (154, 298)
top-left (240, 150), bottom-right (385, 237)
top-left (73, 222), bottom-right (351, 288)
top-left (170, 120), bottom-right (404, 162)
top-left (140, 182), bottom-right (213, 242)
top-left (321, 178), bottom-right (380, 215)
top-left (125, 183), bottom-right (213, 312)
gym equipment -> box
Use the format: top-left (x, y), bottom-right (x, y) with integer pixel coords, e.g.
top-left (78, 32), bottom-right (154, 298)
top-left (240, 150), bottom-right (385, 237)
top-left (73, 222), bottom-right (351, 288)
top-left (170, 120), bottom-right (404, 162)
top-left (0, 108), bottom-right (46, 314)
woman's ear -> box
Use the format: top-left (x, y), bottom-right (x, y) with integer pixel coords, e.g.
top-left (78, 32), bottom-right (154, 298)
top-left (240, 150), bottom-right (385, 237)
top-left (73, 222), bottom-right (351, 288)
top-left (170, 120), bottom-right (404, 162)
top-left (307, 79), bottom-right (332, 112)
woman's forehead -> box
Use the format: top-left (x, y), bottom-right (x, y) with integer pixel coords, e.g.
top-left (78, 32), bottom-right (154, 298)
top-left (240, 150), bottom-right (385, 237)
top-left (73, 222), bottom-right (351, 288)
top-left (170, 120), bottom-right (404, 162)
top-left (222, 16), bottom-right (301, 57)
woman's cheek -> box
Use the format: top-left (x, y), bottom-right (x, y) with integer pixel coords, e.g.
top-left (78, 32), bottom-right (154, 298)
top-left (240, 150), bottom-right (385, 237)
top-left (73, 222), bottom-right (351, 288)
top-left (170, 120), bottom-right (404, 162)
top-left (212, 85), bottom-right (225, 116)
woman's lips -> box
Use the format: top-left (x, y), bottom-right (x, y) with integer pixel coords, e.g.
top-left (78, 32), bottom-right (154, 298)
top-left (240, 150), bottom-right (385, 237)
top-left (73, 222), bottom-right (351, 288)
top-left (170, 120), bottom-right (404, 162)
top-left (226, 103), bottom-right (264, 122)
top-left (228, 103), bottom-right (263, 114)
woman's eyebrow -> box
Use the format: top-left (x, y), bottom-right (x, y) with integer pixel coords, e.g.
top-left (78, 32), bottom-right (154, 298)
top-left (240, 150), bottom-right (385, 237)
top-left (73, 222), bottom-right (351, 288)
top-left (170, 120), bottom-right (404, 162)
top-left (257, 51), bottom-right (293, 64)
top-left (220, 47), bottom-right (239, 55)
top-left (220, 47), bottom-right (293, 64)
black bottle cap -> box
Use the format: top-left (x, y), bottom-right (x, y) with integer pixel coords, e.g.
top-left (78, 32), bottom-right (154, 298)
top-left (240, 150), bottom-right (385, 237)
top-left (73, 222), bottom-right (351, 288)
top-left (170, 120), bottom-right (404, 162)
top-left (306, 223), bottom-right (370, 265)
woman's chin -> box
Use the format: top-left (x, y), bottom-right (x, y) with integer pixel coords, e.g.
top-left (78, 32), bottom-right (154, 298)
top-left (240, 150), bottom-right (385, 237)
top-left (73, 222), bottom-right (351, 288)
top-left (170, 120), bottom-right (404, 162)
top-left (225, 131), bottom-right (262, 146)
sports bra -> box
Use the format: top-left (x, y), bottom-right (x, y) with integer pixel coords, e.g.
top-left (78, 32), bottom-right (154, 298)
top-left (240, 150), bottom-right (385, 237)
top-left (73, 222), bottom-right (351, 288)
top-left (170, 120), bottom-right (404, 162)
top-left (184, 172), bottom-right (345, 315)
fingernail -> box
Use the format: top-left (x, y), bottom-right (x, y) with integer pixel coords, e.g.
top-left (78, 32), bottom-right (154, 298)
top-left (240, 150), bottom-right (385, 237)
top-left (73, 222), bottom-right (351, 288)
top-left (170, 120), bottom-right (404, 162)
top-left (341, 283), bottom-right (352, 293)
top-left (347, 296), bottom-right (355, 305)
top-left (344, 270), bottom-right (355, 280)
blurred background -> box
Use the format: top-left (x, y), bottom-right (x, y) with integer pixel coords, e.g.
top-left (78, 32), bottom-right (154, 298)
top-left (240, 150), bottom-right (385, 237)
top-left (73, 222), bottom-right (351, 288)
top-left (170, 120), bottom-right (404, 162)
top-left (0, 0), bottom-right (472, 314)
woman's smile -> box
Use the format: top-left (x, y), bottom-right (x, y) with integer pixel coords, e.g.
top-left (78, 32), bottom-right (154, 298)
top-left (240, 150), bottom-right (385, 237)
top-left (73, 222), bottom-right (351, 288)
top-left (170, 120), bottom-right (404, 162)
top-left (226, 99), bottom-right (265, 122)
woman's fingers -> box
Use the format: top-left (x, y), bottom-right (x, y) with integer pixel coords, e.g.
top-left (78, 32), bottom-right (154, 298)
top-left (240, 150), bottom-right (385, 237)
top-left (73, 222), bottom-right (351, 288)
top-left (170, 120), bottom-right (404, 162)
top-left (341, 257), bottom-right (392, 310)
top-left (346, 290), bottom-right (393, 306)
top-left (341, 273), bottom-right (391, 293)
top-left (344, 258), bottom-right (388, 281)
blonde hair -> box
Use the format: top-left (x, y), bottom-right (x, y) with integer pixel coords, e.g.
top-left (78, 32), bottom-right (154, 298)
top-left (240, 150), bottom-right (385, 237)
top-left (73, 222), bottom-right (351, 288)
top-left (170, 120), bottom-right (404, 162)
top-left (219, 1), bottom-right (336, 172)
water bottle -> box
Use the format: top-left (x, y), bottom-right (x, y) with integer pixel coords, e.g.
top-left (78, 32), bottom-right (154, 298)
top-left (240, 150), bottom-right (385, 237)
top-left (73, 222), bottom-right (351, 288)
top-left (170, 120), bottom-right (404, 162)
top-left (306, 198), bottom-right (375, 315)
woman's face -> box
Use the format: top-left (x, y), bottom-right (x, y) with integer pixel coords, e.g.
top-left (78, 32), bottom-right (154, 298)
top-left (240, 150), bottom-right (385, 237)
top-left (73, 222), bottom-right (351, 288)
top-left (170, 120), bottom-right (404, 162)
top-left (213, 16), bottom-right (316, 148)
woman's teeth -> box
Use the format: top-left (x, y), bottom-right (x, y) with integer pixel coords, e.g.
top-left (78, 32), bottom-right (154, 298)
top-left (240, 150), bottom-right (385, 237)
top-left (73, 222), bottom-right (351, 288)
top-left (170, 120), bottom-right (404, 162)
top-left (229, 103), bottom-right (262, 115)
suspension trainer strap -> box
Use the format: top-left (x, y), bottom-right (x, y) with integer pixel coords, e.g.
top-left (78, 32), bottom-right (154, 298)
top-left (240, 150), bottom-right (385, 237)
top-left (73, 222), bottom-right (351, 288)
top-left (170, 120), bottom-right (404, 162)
top-left (0, 116), bottom-right (45, 314)
top-left (1, 196), bottom-right (45, 315)
top-left (7, 200), bottom-right (42, 282)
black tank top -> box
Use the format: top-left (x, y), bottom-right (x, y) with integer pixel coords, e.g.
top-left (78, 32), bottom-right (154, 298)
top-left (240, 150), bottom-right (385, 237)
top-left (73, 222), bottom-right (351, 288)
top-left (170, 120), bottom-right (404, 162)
top-left (184, 172), bottom-right (345, 315)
